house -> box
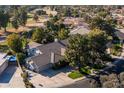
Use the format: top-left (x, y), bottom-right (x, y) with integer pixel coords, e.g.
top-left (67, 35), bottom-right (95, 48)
top-left (26, 39), bottom-right (68, 72)
top-left (70, 26), bottom-right (90, 35)
top-left (26, 25), bottom-right (91, 72)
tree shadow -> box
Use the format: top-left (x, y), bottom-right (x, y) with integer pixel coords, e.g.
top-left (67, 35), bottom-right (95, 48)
top-left (39, 66), bottom-right (73, 78)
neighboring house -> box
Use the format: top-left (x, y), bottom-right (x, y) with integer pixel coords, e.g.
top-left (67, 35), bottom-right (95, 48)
top-left (0, 53), bottom-right (8, 75)
top-left (70, 26), bottom-right (90, 35)
top-left (26, 39), bottom-right (68, 72)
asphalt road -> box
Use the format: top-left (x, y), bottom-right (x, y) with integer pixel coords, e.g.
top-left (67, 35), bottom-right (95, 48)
top-left (60, 78), bottom-right (91, 88)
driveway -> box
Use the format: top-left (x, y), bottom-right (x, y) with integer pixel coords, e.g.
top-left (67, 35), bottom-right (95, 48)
top-left (28, 66), bottom-right (75, 88)
top-left (0, 66), bottom-right (25, 88)
top-left (0, 66), bottom-right (16, 83)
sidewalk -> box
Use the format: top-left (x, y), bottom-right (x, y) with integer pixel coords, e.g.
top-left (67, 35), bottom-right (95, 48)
top-left (9, 67), bottom-right (25, 88)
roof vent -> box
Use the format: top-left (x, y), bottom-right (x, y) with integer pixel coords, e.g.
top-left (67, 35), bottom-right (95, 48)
top-left (54, 38), bottom-right (59, 42)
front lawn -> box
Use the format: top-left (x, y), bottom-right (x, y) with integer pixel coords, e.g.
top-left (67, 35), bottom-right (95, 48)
top-left (68, 67), bottom-right (93, 79)
top-left (68, 70), bottom-right (83, 79)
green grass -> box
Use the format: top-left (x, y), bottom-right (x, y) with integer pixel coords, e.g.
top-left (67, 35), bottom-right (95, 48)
top-left (81, 67), bottom-right (91, 74)
top-left (68, 70), bottom-right (83, 79)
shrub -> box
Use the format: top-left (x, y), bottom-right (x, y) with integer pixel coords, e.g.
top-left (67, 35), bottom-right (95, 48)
top-left (68, 70), bottom-right (83, 79)
top-left (21, 71), bottom-right (35, 88)
top-left (102, 80), bottom-right (120, 88)
top-left (119, 72), bottom-right (124, 82)
top-left (100, 75), bottom-right (108, 84)
top-left (80, 67), bottom-right (91, 75)
top-left (110, 43), bottom-right (122, 56)
top-left (21, 71), bottom-right (28, 81)
top-left (24, 80), bottom-right (35, 88)
top-left (90, 79), bottom-right (100, 88)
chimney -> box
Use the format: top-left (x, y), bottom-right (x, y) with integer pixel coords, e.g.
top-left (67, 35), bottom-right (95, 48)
top-left (51, 52), bottom-right (55, 64)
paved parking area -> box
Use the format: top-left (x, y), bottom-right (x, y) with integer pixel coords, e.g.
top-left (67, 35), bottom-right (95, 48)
top-left (28, 67), bottom-right (75, 88)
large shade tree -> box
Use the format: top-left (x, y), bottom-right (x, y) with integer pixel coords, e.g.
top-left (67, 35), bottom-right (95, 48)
top-left (65, 34), bottom-right (89, 71)
top-left (6, 34), bottom-right (23, 53)
top-left (65, 29), bottom-right (109, 70)
top-left (32, 28), bottom-right (45, 43)
top-left (88, 29), bottom-right (109, 68)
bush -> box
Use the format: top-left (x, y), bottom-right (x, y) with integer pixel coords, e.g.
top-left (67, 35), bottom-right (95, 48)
top-left (119, 72), bottom-right (124, 82)
top-left (21, 71), bottom-right (28, 81)
top-left (24, 80), bottom-right (35, 88)
top-left (21, 71), bottom-right (35, 88)
top-left (100, 75), bottom-right (108, 84)
top-left (102, 80), bottom-right (120, 88)
top-left (93, 64), bottom-right (105, 69)
top-left (80, 67), bottom-right (91, 75)
top-left (68, 70), bottom-right (83, 79)
top-left (52, 60), bottom-right (69, 70)
top-left (111, 43), bottom-right (122, 56)
top-left (90, 79), bottom-right (100, 88)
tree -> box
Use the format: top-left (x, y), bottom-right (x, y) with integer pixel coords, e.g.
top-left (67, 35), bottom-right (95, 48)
top-left (11, 17), bottom-right (19, 30)
top-left (33, 14), bottom-right (39, 22)
top-left (32, 28), bottom-right (45, 43)
top-left (65, 29), bottom-right (109, 71)
top-left (21, 37), bottom-right (28, 50)
top-left (65, 34), bottom-right (89, 71)
top-left (18, 7), bottom-right (28, 26)
top-left (16, 53), bottom-right (26, 65)
top-left (11, 6), bottom-right (27, 29)
top-left (6, 33), bottom-right (23, 53)
top-left (57, 29), bottom-right (69, 40)
top-left (88, 29), bottom-right (108, 67)
top-left (89, 16), bottom-right (115, 36)
top-left (0, 10), bottom-right (10, 32)
top-left (89, 16), bottom-right (105, 30)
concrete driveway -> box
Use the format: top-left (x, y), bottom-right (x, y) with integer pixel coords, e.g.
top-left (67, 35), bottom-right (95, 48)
top-left (28, 67), bottom-right (75, 88)
top-left (0, 66), bottom-right (25, 88)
